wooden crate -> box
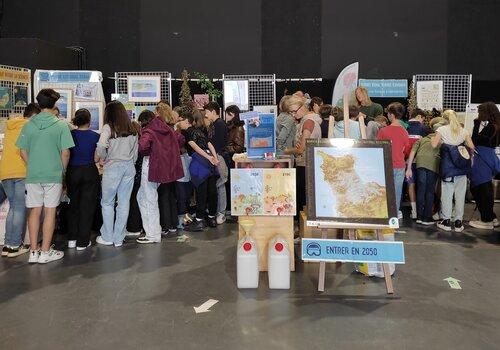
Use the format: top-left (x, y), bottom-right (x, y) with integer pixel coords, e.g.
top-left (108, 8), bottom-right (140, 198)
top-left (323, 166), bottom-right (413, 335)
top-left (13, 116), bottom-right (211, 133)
top-left (238, 216), bottom-right (295, 271)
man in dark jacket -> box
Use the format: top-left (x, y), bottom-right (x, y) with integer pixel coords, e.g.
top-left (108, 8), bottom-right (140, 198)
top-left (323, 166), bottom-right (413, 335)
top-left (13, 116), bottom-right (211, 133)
top-left (204, 102), bottom-right (229, 225)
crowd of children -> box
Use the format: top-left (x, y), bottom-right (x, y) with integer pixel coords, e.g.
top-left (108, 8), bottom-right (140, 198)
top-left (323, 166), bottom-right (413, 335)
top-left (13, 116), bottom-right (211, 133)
top-left (0, 88), bottom-right (498, 263)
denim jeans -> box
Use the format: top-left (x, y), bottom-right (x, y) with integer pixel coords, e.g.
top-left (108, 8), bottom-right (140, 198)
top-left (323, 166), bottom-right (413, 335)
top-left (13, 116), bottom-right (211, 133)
top-left (416, 168), bottom-right (438, 221)
top-left (137, 157), bottom-right (161, 241)
top-left (441, 175), bottom-right (467, 221)
top-left (2, 179), bottom-right (27, 247)
top-left (100, 161), bottom-right (135, 245)
top-left (0, 182), bottom-right (6, 205)
top-left (393, 168), bottom-right (405, 213)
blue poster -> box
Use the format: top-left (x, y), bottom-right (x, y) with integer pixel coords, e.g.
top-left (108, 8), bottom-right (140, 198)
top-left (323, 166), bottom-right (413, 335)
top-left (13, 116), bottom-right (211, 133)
top-left (38, 71), bottom-right (96, 83)
top-left (358, 79), bottom-right (408, 98)
top-left (302, 238), bottom-right (405, 264)
top-left (246, 114), bottom-right (276, 158)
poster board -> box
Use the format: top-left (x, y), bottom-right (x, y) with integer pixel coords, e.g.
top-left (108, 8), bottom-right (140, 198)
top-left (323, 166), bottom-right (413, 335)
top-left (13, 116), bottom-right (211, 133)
top-left (223, 80), bottom-right (249, 110)
top-left (306, 139), bottom-right (398, 228)
top-left (230, 168), bottom-right (296, 216)
top-left (246, 114), bottom-right (276, 158)
top-left (34, 70), bottom-right (105, 128)
top-left (127, 75), bottom-right (161, 103)
top-left (54, 89), bottom-right (73, 120)
top-left (0, 64), bottom-right (32, 120)
top-left (74, 101), bottom-right (103, 131)
top-left (416, 80), bottom-right (443, 110)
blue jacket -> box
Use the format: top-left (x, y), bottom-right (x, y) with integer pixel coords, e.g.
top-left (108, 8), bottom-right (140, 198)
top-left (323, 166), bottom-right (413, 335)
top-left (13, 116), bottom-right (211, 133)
top-left (469, 146), bottom-right (500, 187)
top-left (189, 152), bottom-right (218, 188)
top-left (440, 143), bottom-right (471, 179)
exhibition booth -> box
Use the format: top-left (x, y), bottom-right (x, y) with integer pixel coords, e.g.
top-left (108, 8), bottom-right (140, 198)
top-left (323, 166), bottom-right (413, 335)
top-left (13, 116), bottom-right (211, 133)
top-left (1, 62), bottom-right (496, 295)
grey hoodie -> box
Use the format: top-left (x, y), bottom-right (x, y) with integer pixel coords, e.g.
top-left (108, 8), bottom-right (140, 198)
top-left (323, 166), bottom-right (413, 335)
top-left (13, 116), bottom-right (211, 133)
top-left (96, 124), bottom-right (138, 164)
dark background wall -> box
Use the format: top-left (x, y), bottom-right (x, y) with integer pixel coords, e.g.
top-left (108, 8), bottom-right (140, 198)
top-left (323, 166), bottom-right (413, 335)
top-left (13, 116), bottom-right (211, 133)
top-left (1, 0), bottom-right (499, 102)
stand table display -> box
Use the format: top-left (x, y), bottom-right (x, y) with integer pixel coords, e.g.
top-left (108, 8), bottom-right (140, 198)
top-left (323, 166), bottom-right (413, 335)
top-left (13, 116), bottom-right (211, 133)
top-left (233, 156), bottom-right (295, 271)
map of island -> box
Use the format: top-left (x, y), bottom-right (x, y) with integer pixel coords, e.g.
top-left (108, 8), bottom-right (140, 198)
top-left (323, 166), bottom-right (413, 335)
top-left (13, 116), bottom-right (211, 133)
top-left (314, 148), bottom-right (389, 219)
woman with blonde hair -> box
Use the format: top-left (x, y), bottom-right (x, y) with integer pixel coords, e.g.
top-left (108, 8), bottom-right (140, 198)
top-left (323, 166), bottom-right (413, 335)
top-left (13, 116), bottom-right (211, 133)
top-left (276, 95), bottom-right (296, 152)
top-left (284, 95), bottom-right (322, 214)
top-left (355, 86), bottom-right (383, 123)
top-left (431, 109), bottom-right (475, 232)
top-left (156, 100), bottom-right (177, 126)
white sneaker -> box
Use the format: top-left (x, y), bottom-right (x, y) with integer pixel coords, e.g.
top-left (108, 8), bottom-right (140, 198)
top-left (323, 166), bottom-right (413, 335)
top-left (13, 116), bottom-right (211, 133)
top-left (493, 218), bottom-right (499, 227)
top-left (398, 211), bottom-right (403, 220)
top-left (38, 249), bottom-right (64, 264)
top-left (68, 240), bottom-right (77, 249)
top-left (28, 250), bottom-right (39, 264)
top-left (76, 242), bottom-right (92, 251)
top-left (114, 241), bottom-right (123, 247)
top-left (411, 211), bottom-right (417, 220)
top-left (416, 219), bottom-right (422, 224)
top-left (216, 213), bottom-right (226, 225)
top-left (469, 220), bottom-right (494, 230)
top-left (96, 236), bottom-right (113, 246)
top-left (432, 213), bottom-right (440, 221)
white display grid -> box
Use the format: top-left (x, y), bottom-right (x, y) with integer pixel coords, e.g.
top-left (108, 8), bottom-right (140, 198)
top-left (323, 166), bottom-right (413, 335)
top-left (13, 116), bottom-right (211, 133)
top-left (222, 74), bottom-right (276, 112)
top-left (0, 64), bottom-right (32, 118)
top-left (115, 71), bottom-right (172, 106)
top-left (413, 74), bottom-right (472, 112)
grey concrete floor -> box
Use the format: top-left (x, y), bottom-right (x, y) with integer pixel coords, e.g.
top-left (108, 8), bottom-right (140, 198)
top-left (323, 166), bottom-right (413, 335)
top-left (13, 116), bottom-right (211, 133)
top-left (0, 204), bottom-right (499, 350)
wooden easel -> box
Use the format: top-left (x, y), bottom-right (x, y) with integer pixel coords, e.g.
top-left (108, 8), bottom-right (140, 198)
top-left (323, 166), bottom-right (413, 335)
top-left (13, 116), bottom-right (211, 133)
top-left (316, 93), bottom-right (394, 294)
top-left (315, 223), bottom-right (394, 294)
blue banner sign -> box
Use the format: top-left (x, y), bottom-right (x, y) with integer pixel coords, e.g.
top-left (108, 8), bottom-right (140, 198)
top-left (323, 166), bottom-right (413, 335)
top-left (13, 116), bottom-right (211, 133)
top-left (38, 71), bottom-right (101, 83)
top-left (358, 79), bottom-right (408, 98)
top-left (302, 238), bottom-right (405, 264)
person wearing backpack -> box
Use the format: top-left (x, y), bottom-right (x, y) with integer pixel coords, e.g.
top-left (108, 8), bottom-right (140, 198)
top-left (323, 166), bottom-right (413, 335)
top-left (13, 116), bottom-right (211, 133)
top-left (468, 102), bottom-right (500, 230)
top-left (431, 110), bottom-right (475, 232)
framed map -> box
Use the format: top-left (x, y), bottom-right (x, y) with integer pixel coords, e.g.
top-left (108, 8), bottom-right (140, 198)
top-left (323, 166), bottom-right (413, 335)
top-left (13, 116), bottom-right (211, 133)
top-left (231, 168), bottom-right (296, 216)
top-left (306, 139), bottom-right (397, 227)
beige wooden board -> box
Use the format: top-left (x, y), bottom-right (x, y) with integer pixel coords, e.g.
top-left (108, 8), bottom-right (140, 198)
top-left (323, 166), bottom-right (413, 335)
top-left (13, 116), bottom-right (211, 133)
top-left (238, 216), bottom-right (295, 271)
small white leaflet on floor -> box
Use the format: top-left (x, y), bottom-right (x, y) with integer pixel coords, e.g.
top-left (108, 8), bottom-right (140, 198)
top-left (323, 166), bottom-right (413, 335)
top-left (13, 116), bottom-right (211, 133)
top-left (444, 277), bottom-right (462, 290)
top-left (396, 230), bottom-right (406, 234)
top-left (194, 299), bottom-right (219, 314)
top-left (177, 234), bottom-right (189, 243)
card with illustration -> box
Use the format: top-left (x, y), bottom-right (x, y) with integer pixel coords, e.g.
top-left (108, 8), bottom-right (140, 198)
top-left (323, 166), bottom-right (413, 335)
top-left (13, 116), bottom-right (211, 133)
top-left (263, 169), bottom-right (296, 215)
top-left (231, 169), bottom-right (264, 216)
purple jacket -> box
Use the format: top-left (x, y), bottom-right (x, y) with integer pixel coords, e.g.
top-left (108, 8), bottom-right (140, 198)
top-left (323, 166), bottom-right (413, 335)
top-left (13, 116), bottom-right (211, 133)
top-left (139, 117), bottom-right (185, 183)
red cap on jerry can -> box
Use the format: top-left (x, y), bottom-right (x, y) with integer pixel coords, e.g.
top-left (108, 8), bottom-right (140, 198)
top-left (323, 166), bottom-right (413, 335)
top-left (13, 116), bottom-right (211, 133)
top-left (243, 242), bottom-right (252, 252)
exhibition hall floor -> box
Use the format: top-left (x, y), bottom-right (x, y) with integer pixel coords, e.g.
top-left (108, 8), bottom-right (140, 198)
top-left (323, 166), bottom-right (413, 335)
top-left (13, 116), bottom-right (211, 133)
top-left (1, 204), bottom-right (499, 350)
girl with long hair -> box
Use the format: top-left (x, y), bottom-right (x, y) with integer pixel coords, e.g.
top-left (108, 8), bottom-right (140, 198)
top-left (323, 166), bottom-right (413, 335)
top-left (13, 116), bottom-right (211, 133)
top-left (95, 101), bottom-right (138, 247)
top-left (355, 86), bottom-right (383, 123)
top-left (469, 102), bottom-right (500, 229)
top-left (178, 110), bottom-right (219, 231)
top-left (136, 103), bottom-right (184, 244)
top-left (155, 101), bottom-right (184, 236)
top-left (431, 109), bottom-right (475, 232)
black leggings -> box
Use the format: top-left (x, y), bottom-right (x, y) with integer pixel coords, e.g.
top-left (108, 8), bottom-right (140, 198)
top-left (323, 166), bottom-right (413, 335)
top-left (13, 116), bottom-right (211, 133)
top-left (66, 164), bottom-right (99, 246)
top-left (158, 182), bottom-right (178, 230)
top-left (471, 181), bottom-right (497, 222)
top-left (196, 176), bottom-right (217, 219)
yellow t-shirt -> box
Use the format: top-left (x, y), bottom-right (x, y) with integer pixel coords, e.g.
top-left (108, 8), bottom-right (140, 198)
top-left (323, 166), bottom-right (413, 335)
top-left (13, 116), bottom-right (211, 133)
top-left (0, 117), bottom-right (28, 180)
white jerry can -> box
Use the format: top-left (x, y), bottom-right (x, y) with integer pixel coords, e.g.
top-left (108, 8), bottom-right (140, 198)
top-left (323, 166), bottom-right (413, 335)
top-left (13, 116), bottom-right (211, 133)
top-left (268, 235), bottom-right (290, 289)
top-left (237, 235), bottom-right (259, 288)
